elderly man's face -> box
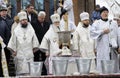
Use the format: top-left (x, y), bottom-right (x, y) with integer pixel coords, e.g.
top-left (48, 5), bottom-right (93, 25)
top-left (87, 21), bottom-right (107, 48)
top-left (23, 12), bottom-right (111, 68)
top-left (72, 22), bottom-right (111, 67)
top-left (114, 19), bottom-right (120, 26)
top-left (38, 15), bottom-right (45, 23)
top-left (101, 11), bottom-right (109, 19)
top-left (54, 21), bottom-right (60, 27)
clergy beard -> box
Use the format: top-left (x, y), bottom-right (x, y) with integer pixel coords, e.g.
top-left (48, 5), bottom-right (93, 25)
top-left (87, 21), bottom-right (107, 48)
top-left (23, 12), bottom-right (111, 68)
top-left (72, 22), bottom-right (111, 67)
top-left (101, 18), bottom-right (108, 22)
top-left (83, 23), bottom-right (89, 28)
top-left (21, 24), bottom-right (28, 28)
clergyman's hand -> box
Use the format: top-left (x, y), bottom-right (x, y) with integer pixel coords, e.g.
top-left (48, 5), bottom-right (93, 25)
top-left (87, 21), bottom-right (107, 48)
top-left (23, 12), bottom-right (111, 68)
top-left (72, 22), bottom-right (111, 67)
top-left (118, 48), bottom-right (120, 54)
top-left (103, 28), bottom-right (110, 34)
top-left (46, 51), bottom-right (50, 57)
top-left (12, 51), bottom-right (17, 57)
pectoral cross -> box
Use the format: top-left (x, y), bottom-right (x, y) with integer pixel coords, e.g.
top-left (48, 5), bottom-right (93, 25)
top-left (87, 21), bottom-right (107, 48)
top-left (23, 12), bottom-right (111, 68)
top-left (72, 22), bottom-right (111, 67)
top-left (87, 36), bottom-right (89, 41)
top-left (23, 34), bottom-right (26, 40)
top-left (57, 26), bottom-right (60, 31)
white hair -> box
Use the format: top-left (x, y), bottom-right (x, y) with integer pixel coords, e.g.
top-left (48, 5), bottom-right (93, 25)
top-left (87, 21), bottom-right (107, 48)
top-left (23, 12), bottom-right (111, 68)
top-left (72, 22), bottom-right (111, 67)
top-left (38, 11), bottom-right (46, 16)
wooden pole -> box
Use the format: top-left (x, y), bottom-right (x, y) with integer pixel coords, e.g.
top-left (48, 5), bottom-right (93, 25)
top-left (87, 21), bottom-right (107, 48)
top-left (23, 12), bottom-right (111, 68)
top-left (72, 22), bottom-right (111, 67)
top-left (54, 0), bottom-right (56, 12)
top-left (64, 13), bottom-right (68, 31)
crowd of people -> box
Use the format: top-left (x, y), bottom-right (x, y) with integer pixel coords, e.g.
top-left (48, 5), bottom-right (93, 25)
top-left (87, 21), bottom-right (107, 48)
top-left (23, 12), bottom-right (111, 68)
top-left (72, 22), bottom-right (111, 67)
top-left (0, 0), bottom-right (120, 77)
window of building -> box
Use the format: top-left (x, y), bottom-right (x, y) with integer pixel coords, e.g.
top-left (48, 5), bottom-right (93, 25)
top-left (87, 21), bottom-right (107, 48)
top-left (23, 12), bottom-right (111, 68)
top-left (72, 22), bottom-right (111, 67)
top-left (34, 0), bottom-right (44, 12)
top-left (21, 0), bottom-right (31, 10)
top-left (49, 0), bottom-right (59, 16)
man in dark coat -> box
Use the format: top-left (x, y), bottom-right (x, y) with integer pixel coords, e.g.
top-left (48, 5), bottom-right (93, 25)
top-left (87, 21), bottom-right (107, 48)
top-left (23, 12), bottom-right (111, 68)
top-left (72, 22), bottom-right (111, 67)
top-left (0, 7), bottom-right (13, 45)
top-left (0, 6), bottom-right (13, 74)
top-left (91, 5), bottom-right (101, 23)
top-left (32, 11), bottom-right (50, 75)
top-left (25, 4), bottom-right (38, 26)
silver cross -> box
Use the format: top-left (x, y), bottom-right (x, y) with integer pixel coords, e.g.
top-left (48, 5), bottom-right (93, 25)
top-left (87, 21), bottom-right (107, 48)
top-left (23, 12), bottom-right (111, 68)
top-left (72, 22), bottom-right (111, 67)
top-left (23, 34), bottom-right (26, 40)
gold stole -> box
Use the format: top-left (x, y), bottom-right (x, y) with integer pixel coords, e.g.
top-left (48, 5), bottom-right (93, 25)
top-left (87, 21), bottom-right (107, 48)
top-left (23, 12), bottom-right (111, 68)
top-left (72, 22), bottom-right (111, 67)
top-left (1, 42), bottom-right (9, 77)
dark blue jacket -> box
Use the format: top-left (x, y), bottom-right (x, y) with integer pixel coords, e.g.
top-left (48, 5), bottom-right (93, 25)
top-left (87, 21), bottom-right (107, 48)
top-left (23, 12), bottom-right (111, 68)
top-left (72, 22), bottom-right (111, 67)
top-left (91, 10), bottom-right (101, 22)
top-left (0, 15), bottom-right (13, 45)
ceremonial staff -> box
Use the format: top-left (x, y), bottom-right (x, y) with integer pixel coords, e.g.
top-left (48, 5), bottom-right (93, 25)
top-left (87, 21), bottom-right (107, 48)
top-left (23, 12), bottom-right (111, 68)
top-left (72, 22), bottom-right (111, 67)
top-left (64, 13), bottom-right (68, 31)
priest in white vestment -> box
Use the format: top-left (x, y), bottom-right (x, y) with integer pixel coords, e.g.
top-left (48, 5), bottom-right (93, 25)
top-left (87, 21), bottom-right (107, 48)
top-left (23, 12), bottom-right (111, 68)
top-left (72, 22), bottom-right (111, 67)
top-left (7, 11), bottom-right (39, 75)
top-left (40, 13), bottom-right (63, 74)
top-left (57, 0), bottom-right (74, 22)
top-left (90, 7), bottom-right (118, 73)
top-left (113, 13), bottom-right (120, 53)
top-left (118, 27), bottom-right (120, 52)
top-left (73, 12), bottom-right (96, 73)
top-left (116, 15), bottom-right (120, 71)
top-left (113, 14), bottom-right (120, 71)
top-left (0, 0), bottom-right (7, 8)
top-left (60, 12), bottom-right (76, 32)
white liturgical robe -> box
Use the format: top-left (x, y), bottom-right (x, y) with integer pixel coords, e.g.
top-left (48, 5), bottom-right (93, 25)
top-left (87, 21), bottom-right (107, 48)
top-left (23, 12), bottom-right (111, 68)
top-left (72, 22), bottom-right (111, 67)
top-left (57, 0), bottom-right (74, 22)
top-left (118, 27), bottom-right (120, 48)
top-left (8, 23), bottom-right (39, 75)
top-left (60, 19), bottom-right (76, 32)
top-left (40, 24), bottom-right (63, 74)
top-left (73, 22), bottom-right (96, 73)
top-left (90, 19), bottom-right (118, 73)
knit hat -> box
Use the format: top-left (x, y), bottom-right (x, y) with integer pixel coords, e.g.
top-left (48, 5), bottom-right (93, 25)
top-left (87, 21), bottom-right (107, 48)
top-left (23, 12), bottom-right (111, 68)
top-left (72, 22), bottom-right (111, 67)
top-left (0, 6), bottom-right (7, 12)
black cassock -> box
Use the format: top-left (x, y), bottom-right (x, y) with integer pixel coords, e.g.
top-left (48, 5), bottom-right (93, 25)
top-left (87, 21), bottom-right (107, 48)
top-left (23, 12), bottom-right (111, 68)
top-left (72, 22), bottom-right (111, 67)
top-left (32, 20), bottom-right (50, 75)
